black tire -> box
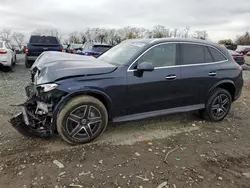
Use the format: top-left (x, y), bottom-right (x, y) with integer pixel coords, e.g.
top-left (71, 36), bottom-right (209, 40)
top-left (13, 55), bottom-right (16, 65)
top-left (25, 56), bottom-right (32, 68)
top-left (57, 95), bottom-right (108, 145)
top-left (203, 88), bottom-right (232, 122)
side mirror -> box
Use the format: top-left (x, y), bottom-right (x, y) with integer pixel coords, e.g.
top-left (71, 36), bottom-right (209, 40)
top-left (137, 62), bottom-right (154, 72)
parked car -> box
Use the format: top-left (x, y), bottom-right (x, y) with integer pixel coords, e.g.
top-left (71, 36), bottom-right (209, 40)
top-left (236, 46), bottom-right (250, 55)
top-left (0, 41), bottom-right (16, 68)
top-left (77, 42), bottom-right (112, 57)
top-left (228, 49), bottom-right (245, 65)
top-left (65, 43), bottom-right (83, 53)
top-left (10, 38), bottom-right (243, 145)
top-left (25, 35), bottom-right (64, 68)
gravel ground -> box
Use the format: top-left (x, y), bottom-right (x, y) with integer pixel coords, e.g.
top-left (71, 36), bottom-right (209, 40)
top-left (0, 54), bottom-right (250, 188)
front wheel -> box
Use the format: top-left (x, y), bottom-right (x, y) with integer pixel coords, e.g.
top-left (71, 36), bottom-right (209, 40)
top-left (57, 95), bottom-right (108, 145)
top-left (203, 88), bottom-right (232, 122)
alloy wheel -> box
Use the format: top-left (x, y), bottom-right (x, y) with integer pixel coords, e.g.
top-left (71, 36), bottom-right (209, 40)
top-left (66, 105), bottom-right (102, 141)
top-left (211, 94), bottom-right (230, 118)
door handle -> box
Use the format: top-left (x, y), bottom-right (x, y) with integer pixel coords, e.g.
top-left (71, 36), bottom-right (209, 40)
top-left (165, 75), bottom-right (177, 80)
top-left (208, 72), bottom-right (217, 76)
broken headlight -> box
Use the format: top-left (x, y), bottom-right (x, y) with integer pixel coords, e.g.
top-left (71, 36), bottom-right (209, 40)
top-left (39, 83), bottom-right (58, 92)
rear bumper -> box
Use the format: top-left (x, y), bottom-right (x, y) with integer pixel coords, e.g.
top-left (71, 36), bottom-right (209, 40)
top-left (0, 56), bottom-right (11, 66)
top-left (27, 56), bottom-right (38, 61)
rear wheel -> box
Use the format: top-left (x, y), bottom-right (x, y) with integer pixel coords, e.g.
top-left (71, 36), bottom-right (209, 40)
top-left (203, 88), bottom-right (232, 122)
top-left (57, 95), bottom-right (108, 145)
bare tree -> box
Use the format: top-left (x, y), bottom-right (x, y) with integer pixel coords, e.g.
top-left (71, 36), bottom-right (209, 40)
top-left (0, 29), bottom-right (12, 43)
top-left (193, 30), bottom-right (209, 40)
top-left (69, 31), bottom-right (81, 43)
top-left (184, 27), bottom-right (190, 38)
top-left (152, 25), bottom-right (169, 38)
top-left (172, 28), bottom-right (179, 37)
top-left (235, 31), bottom-right (250, 45)
top-left (12, 32), bottom-right (25, 48)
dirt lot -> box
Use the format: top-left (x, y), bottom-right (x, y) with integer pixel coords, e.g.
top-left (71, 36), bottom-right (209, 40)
top-left (0, 55), bottom-right (250, 188)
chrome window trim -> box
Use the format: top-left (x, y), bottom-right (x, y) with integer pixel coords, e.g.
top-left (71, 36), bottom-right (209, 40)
top-left (127, 41), bottom-right (228, 72)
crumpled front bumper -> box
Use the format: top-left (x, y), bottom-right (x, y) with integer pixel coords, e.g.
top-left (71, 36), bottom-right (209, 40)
top-left (9, 102), bottom-right (53, 138)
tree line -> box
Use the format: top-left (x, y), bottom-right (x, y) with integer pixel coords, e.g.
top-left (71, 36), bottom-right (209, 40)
top-left (0, 26), bottom-right (208, 47)
top-left (1, 26), bottom-right (249, 48)
top-left (218, 31), bottom-right (250, 46)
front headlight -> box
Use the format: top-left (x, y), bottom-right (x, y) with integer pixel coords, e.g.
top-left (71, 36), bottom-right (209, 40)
top-left (39, 83), bottom-right (58, 92)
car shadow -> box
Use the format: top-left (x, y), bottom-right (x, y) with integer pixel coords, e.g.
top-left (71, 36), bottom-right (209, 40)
top-left (0, 66), bottom-right (14, 72)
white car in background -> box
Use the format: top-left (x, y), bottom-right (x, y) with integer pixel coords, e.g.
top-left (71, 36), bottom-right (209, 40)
top-left (0, 41), bottom-right (16, 68)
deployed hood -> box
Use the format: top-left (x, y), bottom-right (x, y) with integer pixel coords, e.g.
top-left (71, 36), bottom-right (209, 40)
top-left (32, 51), bottom-right (117, 85)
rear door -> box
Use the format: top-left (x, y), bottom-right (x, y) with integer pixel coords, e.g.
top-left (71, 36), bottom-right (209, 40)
top-left (179, 43), bottom-right (227, 106)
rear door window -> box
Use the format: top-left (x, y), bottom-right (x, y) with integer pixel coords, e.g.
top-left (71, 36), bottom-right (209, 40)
top-left (204, 46), bottom-right (214, 63)
top-left (181, 44), bottom-right (205, 65)
top-left (29, 36), bottom-right (59, 44)
top-left (208, 47), bottom-right (227, 62)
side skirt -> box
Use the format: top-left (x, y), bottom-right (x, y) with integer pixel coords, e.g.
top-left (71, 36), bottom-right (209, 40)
top-left (113, 104), bottom-right (205, 123)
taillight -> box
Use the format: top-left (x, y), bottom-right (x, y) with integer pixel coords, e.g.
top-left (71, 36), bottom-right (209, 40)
top-left (0, 49), bottom-right (7, 54)
top-left (62, 48), bottom-right (65, 52)
top-left (72, 50), bottom-right (76, 54)
top-left (25, 48), bottom-right (29, 53)
top-left (89, 52), bottom-right (95, 55)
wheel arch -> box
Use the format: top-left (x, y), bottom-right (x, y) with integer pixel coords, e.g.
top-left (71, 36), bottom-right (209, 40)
top-left (52, 89), bottom-right (113, 131)
top-left (209, 80), bottom-right (236, 101)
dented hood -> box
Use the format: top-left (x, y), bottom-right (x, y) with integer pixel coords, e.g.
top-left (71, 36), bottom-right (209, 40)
top-left (31, 51), bottom-right (117, 85)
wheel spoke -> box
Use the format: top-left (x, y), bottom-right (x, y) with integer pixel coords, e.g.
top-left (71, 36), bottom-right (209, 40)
top-left (218, 95), bottom-right (223, 103)
top-left (70, 124), bottom-right (83, 137)
top-left (215, 110), bottom-right (220, 117)
top-left (83, 124), bottom-right (93, 138)
top-left (222, 98), bottom-right (229, 106)
top-left (84, 105), bottom-right (91, 119)
top-left (221, 106), bottom-right (227, 114)
top-left (88, 117), bottom-right (102, 125)
top-left (212, 104), bottom-right (219, 110)
top-left (68, 114), bottom-right (81, 123)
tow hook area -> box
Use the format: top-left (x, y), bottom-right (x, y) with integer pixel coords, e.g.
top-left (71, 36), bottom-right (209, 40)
top-left (9, 99), bottom-right (53, 138)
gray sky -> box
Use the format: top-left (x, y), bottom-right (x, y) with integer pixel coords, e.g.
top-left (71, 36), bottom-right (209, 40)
top-left (1, 0), bottom-right (250, 42)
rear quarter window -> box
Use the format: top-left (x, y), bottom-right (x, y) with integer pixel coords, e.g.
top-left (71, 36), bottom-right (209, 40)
top-left (208, 47), bottom-right (227, 62)
top-left (29, 36), bottom-right (59, 44)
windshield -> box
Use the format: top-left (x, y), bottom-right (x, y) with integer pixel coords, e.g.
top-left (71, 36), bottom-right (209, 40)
top-left (98, 41), bottom-right (146, 65)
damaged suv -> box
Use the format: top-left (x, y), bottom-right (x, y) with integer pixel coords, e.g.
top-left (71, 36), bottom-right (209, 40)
top-left (10, 38), bottom-right (243, 144)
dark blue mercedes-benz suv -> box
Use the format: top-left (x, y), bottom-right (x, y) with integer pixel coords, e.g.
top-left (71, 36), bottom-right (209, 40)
top-left (10, 38), bottom-right (243, 144)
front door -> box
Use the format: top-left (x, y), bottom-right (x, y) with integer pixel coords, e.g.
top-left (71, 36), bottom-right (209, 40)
top-left (126, 43), bottom-right (182, 115)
